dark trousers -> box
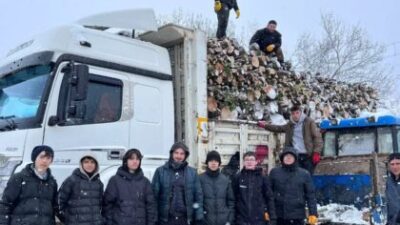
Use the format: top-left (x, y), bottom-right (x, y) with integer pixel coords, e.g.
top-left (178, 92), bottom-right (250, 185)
top-left (216, 6), bottom-right (230, 39)
top-left (277, 218), bottom-right (305, 225)
top-left (298, 154), bottom-right (315, 175)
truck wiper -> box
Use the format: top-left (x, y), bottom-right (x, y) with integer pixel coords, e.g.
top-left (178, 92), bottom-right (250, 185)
top-left (0, 116), bottom-right (17, 131)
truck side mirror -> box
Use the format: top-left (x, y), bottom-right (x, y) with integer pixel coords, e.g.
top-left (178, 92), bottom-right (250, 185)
top-left (69, 64), bottom-right (89, 101)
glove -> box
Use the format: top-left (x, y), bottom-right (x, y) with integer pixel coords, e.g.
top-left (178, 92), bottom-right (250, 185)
top-left (257, 121), bottom-right (266, 129)
top-left (214, 1), bottom-right (222, 12)
top-left (235, 10), bottom-right (240, 19)
top-left (264, 212), bottom-right (270, 221)
top-left (308, 215), bottom-right (318, 225)
top-left (266, 44), bottom-right (275, 53)
top-left (312, 152), bottom-right (321, 165)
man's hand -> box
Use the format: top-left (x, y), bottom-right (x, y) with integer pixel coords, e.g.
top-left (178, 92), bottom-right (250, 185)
top-left (214, 1), bottom-right (222, 12)
top-left (266, 44), bottom-right (275, 52)
top-left (312, 152), bottom-right (321, 165)
top-left (235, 10), bottom-right (240, 19)
top-left (308, 215), bottom-right (318, 225)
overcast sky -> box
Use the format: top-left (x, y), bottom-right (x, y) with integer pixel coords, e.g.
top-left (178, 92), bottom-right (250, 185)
top-left (0, 0), bottom-right (399, 95)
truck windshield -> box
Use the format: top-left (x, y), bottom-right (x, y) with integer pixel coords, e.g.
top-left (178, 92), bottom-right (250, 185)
top-left (338, 130), bottom-right (375, 156)
top-left (0, 65), bottom-right (53, 120)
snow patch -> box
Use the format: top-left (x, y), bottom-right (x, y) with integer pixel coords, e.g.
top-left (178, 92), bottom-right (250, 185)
top-left (318, 204), bottom-right (369, 225)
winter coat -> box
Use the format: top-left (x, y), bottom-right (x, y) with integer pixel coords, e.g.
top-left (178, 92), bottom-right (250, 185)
top-left (386, 173), bottom-right (400, 225)
top-left (269, 165), bottom-right (318, 219)
top-left (199, 169), bottom-right (235, 225)
top-left (262, 116), bottom-right (323, 154)
top-left (103, 167), bottom-right (156, 225)
top-left (0, 164), bottom-right (58, 225)
top-left (250, 28), bottom-right (282, 52)
top-left (58, 168), bottom-right (104, 225)
top-left (215, 0), bottom-right (239, 10)
top-left (152, 161), bottom-right (204, 224)
top-left (232, 168), bottom-right (276, 225)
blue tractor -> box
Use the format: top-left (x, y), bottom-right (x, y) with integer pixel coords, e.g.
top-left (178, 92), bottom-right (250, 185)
top-left (315, 115), bottom-right (400, 224)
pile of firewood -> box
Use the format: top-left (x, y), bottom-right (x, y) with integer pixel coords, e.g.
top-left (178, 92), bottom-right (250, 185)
top-left (207, 38), bottom-right (378, 122)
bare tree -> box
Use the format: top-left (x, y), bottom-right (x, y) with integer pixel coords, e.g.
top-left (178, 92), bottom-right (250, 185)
top-left (294, 13), bottom-right (393, 95)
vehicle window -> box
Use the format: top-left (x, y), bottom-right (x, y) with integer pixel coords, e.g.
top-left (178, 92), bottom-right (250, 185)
top-left (323, 131), bottom-right (336, 157)
top-left (63, 75), bottom-right (122, 126)
top-left (377, 127), bottom-right (393, 154)
top-left (338, 131), bottom-right (375, 156)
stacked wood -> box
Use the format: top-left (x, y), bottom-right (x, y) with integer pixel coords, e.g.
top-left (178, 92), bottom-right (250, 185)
top-left (207, 38), bottom-right (379, 122)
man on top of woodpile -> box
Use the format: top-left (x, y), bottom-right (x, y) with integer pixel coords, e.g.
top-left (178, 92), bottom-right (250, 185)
top-left (257, 105), bottom-right (323, 175)
top-left (249, 20), bottom-right (286, 67)
top-left (214, 0), bottom-right (240, 39)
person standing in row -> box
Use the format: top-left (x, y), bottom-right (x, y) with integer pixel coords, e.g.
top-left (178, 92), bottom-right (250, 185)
top-left (232, 151), bottom-right (276, 225)
top-left (103, 149), bottom-right (156, 225)
top-left (199, 151), bottom-right (235, 225)
top-left (152, 142), bottom-right (204, 225)
top-left (58, 154), bottom-right (104, 225)
top-left (0, 145), bottom-right (58, 225)
top-left (269, 147), bottom-right (318, 225)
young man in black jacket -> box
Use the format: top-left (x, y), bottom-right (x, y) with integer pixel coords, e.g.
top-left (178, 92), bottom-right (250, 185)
top-left (200, 151), bottom-right (235, 225)
top-left (269, 147), bottom-right (318, 225)
top-left (214, 0), bottom-right (240, 39)
top-left (0, 145), bottom-right (58, 225)
top-left (103, 149), bottom-right (156, 225)
top-left (58, 154), bottom-right (104, 225)
top-left (250, 20), bottom-right (284, 65)
top-left (232, 151), bottom-right (276, 225)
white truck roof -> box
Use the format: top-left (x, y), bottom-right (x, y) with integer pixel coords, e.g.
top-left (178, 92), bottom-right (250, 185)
top-left (2, 24), bottom-right (172, 76)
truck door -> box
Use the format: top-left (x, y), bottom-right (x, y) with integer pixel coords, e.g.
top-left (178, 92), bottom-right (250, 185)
top-left (43, 62), bottom-right (130, 183)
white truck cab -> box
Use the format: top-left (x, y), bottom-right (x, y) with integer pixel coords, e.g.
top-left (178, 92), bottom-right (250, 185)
top-left (0, 9), bottom-right (280, 193)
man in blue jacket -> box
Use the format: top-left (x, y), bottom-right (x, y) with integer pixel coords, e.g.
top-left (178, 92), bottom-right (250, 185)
top-left (152, 142), bottom-right (204, 225)
top-left (387, 153), bottom-right (400, 225)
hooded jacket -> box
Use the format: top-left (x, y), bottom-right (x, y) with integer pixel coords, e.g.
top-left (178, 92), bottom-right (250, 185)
top-left (269, 148), bottom-right (318, 219)
top-left (0, 164), bottom-right (58, 225)
top-left (58, 154), bottom-right (104, 225)
top-left (103, 167), bottom-right (156, 225)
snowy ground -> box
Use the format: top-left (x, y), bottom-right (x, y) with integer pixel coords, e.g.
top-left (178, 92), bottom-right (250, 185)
top-left (318, 204), bottom-right (369, 225)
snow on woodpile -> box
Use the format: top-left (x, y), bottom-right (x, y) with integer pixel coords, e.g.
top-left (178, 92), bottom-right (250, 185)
top-left (318, 204), bottom-right (370, 225)
top-left (207, 38), bottom-right (379, 122)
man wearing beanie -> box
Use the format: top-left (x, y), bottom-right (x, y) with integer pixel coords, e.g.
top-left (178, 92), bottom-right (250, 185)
top-left (199, 151), bottom-right (235, 225)
top-left (386, 153), bottom-right (400, 225)
top-left (232, 151), bottom-right (276, 225)
top-left (152, 142), bottom-right (204, 225)
top-left (269, 147), bottom-right (318, 225)
top-left (103, 149), bottom-right (156, 225)
top-left (58, 154), bottom-right (104, 225)
top-left (0, 145), bottom-right (59, 225)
